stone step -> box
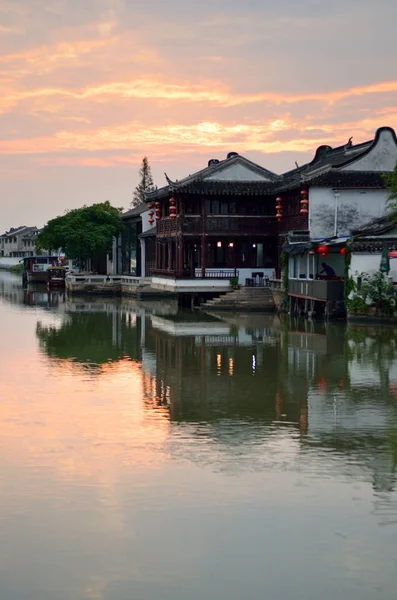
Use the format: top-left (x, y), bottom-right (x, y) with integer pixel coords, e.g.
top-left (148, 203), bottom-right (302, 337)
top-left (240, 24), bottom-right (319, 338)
top-left (201, 285), bottom-right (275, 311)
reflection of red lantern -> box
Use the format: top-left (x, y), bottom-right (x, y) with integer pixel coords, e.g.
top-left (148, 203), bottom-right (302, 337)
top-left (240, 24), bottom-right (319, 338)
top-left (340, 247), bottom-right (346, 256)
top-left (318, 245), bottom-right (329, 257)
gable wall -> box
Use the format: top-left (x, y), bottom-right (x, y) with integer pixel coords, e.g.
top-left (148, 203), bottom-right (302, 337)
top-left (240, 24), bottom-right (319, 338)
top-left (343, 130), bottom-right (397, 172)
top-left (206, 162), bottom-right (272, 182)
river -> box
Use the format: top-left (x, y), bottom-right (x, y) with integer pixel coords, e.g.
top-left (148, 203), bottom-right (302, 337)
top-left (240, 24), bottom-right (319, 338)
top-left (0, 271), bottom-right (396, 600)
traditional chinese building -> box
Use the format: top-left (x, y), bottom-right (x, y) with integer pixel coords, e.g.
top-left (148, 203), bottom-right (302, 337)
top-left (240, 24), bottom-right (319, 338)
top-left (144, 127), bottom-right (397, 300)
top-left (146, 153), bottom-right (284, 292)
top-left (279, 126), bottom-right (397, 314)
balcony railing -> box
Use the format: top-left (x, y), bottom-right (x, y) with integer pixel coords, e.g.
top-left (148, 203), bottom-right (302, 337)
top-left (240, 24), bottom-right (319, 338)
top-left (156, 216), bottom-right (277, 237)
top-left (151, 268), bottom-right (238, 280)
top-left (288, 279), bottom-right (344, 302)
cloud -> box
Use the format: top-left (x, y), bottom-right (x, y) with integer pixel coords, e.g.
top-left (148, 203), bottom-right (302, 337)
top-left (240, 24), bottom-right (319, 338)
top-left (1, 0), bottom-right (397, 227)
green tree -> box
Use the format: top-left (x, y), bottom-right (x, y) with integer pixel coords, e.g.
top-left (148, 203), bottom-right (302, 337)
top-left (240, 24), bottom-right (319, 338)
top-left (132, 156), bottom-right (155, 207)
top-left (36, 201), bottom-right (123, 260)
top-left (384, 161), bottom-right (397, 218)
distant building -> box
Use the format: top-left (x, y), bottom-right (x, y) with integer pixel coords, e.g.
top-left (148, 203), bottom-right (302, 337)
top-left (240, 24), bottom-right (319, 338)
top-left (0, 226), bottom-right (40, 258)
top-left (113, 204), bottom-right (155, 277)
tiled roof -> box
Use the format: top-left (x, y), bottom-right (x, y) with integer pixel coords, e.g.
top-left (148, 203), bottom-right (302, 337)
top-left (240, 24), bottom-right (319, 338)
top-left (165, 180), bottom-right (276, 196)
top-left (143, 127), bottom-right (396, 200)
top-left (351, 215), bottom-right (396, 236)
top-left (122, 204), bottom-right (148, 220)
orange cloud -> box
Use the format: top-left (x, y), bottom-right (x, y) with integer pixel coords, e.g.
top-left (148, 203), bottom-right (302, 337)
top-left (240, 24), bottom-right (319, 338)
top-left (2, 76), bottom-right (397, 117)
top-left (2, 111), bottom-right (396, 160)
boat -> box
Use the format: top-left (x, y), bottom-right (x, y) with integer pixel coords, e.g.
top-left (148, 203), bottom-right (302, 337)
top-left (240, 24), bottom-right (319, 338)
top-left (47, 266), bottom-right (67, 289)
top-left (22, 256), bottom-right (61, 284)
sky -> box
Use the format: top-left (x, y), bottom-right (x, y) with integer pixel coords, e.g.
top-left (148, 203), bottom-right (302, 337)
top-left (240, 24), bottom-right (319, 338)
top-left (1, 0), bottom-right (397, 229)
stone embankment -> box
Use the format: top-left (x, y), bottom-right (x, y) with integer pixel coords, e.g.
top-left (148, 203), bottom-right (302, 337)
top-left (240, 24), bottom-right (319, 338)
top-left (65, 274), bottom-right (176, 298)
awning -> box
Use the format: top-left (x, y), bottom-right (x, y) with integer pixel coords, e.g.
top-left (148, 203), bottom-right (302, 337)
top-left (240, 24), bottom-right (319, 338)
top-left (282, 242), bottom-right (313, 255)
top-left (138, 226), bottom-right (156, 239)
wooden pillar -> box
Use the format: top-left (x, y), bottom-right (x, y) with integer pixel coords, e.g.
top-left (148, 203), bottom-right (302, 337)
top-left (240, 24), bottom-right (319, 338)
top-left (201, 235), bottom-right (206, 278)
top-left (177, 236), bottom-right (184, 277)
top-left (201, 194), bottom-right (206, 278)
top-left (168, 241), bottom-right (172, 271)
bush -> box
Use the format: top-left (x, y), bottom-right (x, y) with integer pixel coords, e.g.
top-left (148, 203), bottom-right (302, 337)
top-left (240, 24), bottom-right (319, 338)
top-left (229, 276), bottom-right (239, 290)
top-left (347, 271), bottom-right (396, 316)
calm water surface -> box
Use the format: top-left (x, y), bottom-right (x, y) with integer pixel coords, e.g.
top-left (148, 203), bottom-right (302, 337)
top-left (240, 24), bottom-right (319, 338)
top-left (0, 271), bottom-right (397, 600)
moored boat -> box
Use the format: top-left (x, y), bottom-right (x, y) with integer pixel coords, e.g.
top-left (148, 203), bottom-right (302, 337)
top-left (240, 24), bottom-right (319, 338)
top-left (47, 266), bottom-right (67, 289)
top-left (22, 256), bottom-right (60, 284)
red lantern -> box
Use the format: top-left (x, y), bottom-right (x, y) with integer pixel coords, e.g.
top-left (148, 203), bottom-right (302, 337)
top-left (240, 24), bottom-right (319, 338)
top-left (275, 197), bottom-right (283, 222)
top-left (170, 213), bottom-right (177, 219)
top-left (300, 189), bottom-right (309, 215)
top-left (155, 215), bottom-right (161, 221)
top-left (340, 247), bottom-right (346, 256)
top-left (148, 218), bottom-right (154, 225)
top-left (155, 201), bottom-right (161, 208)
top-left (169, 197), bottom-right (176, 206)
top-left (148, 203), bottom-right (154, 209)
top-left (148, 210), bottom-right (154, 217)
top-left (317, 245), bottom-right (329, 257)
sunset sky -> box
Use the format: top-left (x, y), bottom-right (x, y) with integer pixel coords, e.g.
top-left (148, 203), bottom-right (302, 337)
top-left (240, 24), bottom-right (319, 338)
top-left (1, 0), bottom-right (397, 229)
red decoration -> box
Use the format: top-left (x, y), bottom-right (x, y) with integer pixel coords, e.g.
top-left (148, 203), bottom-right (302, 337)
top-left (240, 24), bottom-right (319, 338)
top-left (275, 196), bottom-right (283, 222)
top-left (169, 197), bottom-right (176, 206)
top-left (155, 216), bottom-right (161, 221)
top-left (148, 218), bottom-right (154, 225)
top-left (170, 213), bottom-right (177, 219)
top-left (148, 203), bottom-right (154, 209)
top-left (389, 251), bottom-right (397, 258)
top-left (300, 189), bottom-right (309, 215)
top-left (340, 247), bottom-right (346, 256)
top-left (155, 201), bottom-right (161, 208)
top-left (318, 245), bottom-right (329, 257)
top-left (148, 210), bottom-right (154, 217)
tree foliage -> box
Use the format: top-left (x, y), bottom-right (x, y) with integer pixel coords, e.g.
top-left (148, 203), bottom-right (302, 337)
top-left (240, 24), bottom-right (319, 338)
top-left (132, 156), bottom-right (155, 207)
top-left (36, 201), bottom-right (123, 260)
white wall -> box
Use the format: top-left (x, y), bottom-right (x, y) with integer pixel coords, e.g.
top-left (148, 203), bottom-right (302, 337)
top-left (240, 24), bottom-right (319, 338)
top-left (141, 209), bottom-right (152, 232)
top-left (0, 257), bottom-right (21, 268)
top-left (309, 187), bottom-right (387, 239)
top-left (350, 252), bottom-right (397, 283)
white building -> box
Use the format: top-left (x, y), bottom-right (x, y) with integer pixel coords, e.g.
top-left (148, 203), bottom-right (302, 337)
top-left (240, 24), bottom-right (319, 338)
top-left (282, 127), bottom-right (397, 313)
top-left (0, 226), bottom-right (40, 258)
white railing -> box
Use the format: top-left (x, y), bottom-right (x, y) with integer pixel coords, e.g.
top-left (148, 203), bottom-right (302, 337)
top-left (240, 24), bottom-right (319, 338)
top-left (66, 274), bottom-right (148, 285)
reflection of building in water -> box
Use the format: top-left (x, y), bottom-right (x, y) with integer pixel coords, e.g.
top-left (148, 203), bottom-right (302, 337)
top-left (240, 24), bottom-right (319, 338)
top-left (35, 299), bottom-right (175, 374)
top-left (0, 275), bottom-right (66, 310)
top-left (288, 323), bottom-right (397, 494)
top-left (145, 314), bottom-right (309, 435)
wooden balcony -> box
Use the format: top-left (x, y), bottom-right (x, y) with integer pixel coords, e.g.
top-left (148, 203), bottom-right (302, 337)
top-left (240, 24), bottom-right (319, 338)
top-left (156, 216), bottom-right (277, 237)
top-left (288, 278), bottom-right (344, 302)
